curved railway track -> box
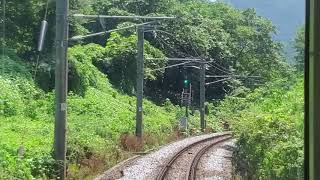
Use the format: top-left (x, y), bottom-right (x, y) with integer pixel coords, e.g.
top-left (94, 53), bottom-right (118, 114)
top-left (156, 133), bottom-right (232, 180)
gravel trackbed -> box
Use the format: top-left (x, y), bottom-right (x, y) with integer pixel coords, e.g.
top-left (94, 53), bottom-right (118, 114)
top-left (95, 132), bottom-right (233, 180)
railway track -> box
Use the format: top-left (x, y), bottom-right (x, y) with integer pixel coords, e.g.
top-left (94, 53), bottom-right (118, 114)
top-left (156, 133), bottom-right (232, 180)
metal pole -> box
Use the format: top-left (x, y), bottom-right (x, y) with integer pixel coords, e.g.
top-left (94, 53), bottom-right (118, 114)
top-left (54, 0), bottom-right (68, 179)
top-left (136, 26), bottom-right (144, 138)
top-left (185, 101), bottom-right (189, 119)
top-left (308, 0), bottom-right (320, 179)
top-left (186, 83), bottom-right (192, 130)
top-left (200, 60), bottom-right (205, 132)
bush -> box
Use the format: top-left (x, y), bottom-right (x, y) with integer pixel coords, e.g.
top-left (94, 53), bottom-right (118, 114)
top-left (214, 77), bottom-right (304, 179)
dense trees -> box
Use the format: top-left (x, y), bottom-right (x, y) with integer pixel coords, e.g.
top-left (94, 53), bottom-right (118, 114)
top-left (293, 27), bottom-right (305, 71)
top-left (1, 0), bottom-right (289, 104)
top-left (69, 0), bottom-right (289, 104)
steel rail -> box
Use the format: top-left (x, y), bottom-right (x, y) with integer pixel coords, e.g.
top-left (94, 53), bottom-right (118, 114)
top-left (187, 136), bottom-right (233, 180)
top-left (155, 133), bottom-right (232, 180)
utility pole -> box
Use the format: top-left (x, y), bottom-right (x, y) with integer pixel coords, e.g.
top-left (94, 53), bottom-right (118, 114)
top-left (187, 83), bottom-right (192, 117)
top-left (54, 0), bottom-right (68, 179)
top-left (136, 25), bottom-right (144, 138)
top-left (184, 83), bottom-right (192, 131)
top-left (200, 60), bottom-right (206, 132)
top-left (185, 91), bottom-right (189, 119)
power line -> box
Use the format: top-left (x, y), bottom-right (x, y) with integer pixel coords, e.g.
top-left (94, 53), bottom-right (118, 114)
top-left (146, 58), bottom-right (201, 61)
top-left (73, 14), bottom-right (176, 20)
top-left (187, 36), bottom-right (201, 57)
top-left (208, 59), bottom-right (232, 73)
top-left (156, 33), bottom-right (232, 75)
top-left (205, 77), bottom-right (231, 86)
top-left (69, 21), bottom-right (157, 41)
top-left (206, 75), bottom-right (260, 78)
top-left (182, 65), bottom-right (200, 69)
top-left (152, 29), bottom-right (174, 37)
top-left (154, 30), bottom-right (196, 57)
top-left (155, 36), bottom-right (186, 57)
top-left (157, 28), bottom-right (201, 57)
top-left (149, 61), bottom-right (194, 72)
top-left (207, 62), bottom-right (233, 75)
top-left (156, 35), bottom-right (190, 57)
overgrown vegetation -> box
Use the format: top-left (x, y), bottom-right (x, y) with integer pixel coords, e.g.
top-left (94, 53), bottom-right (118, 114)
top-left (2, 0), bottom-right (289, 104)
top-left (213, 77), bottom-right (304, 179)
top-left (0, 0), bottom-right (304, 179)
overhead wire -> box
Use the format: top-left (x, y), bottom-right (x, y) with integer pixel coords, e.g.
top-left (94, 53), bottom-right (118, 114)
top-left (205, 77), bottom-right (231, 86)
top-left (184, 29), bottom-right (238, 77)
top-left (186, 35), bottom-right (201, 58)
top-left (209, 59), bottom-right (232, 73)
top-left (149, 31), bottom-right (203, 72)
top-left (69, 21), bottom-right (157, 41)
top-left (206, 63), bottom-right (233, 75)
top-left (153, 29), bottom-right (241, 87)
top-left (149, 28), bottom-right (236, 82)
top-left (155, 29), bottom-right (197, 57)
top-left (206, 75), bottom-right (261, 78)
top-left (155, 35), bottom-right (180, 56)
top-left (149, 61), bottom-right (194, 72)
top-left (155, 35), bottom-right (190, 57)
top-left (151, 28), bottom-right (260, 87)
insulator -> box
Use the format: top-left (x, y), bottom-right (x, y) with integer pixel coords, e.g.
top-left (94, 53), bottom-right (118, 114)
top-left (37, 20), bottom-right (48, 52)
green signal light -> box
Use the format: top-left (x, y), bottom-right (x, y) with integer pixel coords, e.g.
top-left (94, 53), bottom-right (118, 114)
top-left (184, 80), bottom-right (189, 87)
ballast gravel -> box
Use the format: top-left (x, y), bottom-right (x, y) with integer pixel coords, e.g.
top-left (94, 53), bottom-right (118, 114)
top-left (97, 132), bottom-right (229, 180)
top-left (197, 139), bottom-right (236, 180)
top-left (165, 139), bottom-right (217, 180)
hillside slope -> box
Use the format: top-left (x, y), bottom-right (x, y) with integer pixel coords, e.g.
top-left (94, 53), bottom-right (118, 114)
top-left (0, 46), bottom-right (212, 179)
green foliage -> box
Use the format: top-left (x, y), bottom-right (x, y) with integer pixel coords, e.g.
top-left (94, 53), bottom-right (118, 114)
top-left (214, 77), bottom-right (304, 179)
top-left (104, 32), bottom-right (166, 94)
top-left (68, 33), bottom-right (165, 95)
top-left (0, 52), bottom-right (43, 117)
top-left (0, 48), bottom-right (32, 79)
top-left (68, 43), bottom-right (112, 95)
top-left (0, 49), bottom-right (212, 179)
top-left (3, 0), bottom-right (293, 104)
top-left (1, 0), bottom-right (297, 178)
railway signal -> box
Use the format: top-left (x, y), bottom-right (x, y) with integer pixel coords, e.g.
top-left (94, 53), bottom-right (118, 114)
top-left (184, 79), bottom-right (189, 87)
